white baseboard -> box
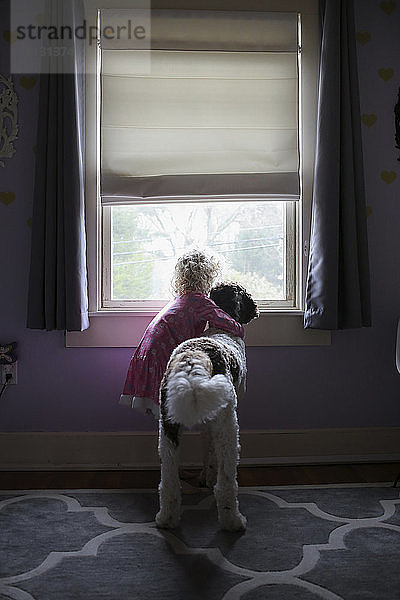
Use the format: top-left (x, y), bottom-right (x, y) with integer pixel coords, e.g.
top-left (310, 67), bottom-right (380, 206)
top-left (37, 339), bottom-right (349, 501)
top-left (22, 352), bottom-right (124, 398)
top-left (0, 427), bottom-right (399, 471)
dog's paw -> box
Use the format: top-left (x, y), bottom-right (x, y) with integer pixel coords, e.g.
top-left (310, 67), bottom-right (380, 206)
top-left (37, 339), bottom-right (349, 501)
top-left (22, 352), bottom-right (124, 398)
top-left (155, 510), bottom-right (180, 529)
top-left (219, 512), bottom-right (247, 532)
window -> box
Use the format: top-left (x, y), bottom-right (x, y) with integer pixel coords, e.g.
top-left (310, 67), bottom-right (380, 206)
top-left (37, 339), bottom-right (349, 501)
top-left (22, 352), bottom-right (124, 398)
top-left (104, 202), bottom-right (295, 309)
top-left (84, 1), bottom-right (319, 318)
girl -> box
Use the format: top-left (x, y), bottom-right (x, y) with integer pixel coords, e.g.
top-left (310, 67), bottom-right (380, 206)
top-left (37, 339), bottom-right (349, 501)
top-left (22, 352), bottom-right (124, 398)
top-left (119, 249), bottom-right (244, 418)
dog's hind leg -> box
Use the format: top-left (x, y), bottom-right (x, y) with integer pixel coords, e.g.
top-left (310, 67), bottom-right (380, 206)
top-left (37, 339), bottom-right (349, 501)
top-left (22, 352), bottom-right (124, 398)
top-left (156, 420), bottom-right (182, 529)
top-left (199, 422), bottom-right (217, 489)
top-left (211, 405), bottom-right (247, 531)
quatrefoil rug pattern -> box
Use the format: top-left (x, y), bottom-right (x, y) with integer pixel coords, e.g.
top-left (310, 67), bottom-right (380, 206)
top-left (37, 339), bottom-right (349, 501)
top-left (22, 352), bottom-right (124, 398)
top-left (0, 485), bottom-right (399, 600)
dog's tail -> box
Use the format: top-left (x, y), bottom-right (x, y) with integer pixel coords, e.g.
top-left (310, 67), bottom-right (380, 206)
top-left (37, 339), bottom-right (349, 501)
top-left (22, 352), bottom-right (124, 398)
top-left (163, 349), bottom-right (235, 428)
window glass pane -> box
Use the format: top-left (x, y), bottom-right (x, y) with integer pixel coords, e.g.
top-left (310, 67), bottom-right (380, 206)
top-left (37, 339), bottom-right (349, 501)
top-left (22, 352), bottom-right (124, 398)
top-left (111, 201), bottom-right (288, 301)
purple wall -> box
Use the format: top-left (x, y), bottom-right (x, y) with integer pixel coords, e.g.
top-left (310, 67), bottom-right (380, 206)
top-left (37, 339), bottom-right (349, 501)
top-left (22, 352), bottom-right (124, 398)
top-left (1, 0), bottom-right (399, 433)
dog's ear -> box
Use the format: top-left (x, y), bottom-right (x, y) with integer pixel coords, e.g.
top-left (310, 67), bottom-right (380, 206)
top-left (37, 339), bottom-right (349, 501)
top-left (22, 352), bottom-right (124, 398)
top-left (238, 288), bottom-right (259, 324)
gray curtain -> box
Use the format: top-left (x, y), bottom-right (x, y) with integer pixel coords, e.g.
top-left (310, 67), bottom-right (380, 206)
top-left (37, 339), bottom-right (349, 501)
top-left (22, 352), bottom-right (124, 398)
top-left (27, 0), bottom-right (89, 331)
top-left (304, 0), bottom-right (371, 330)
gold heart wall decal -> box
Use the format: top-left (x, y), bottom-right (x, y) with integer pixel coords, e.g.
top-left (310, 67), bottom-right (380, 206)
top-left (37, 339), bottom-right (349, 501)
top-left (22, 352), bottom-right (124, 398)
top-left (380, 1), bottom-right (396, 14)
top-left (361, 114), bottom-right (377, 127)
top-left (3, 30), bottom-right (18, 44)
top-left (378, 68), bottom-right (394, 81)
top-left (35, 13), bottom-right (46, 25)
top-left (19, 76), bottom-right (37, 90)
top-left (0, 192), bottom-right (16, 206)
top-left (381, 170), bottom-right (397, 184)
top-left (356, 32), bottom-right (371, 45)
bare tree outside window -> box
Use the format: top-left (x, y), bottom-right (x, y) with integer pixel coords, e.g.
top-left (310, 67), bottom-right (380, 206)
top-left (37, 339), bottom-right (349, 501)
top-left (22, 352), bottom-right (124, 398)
top-left (111, 202), bottom-right (288, 302)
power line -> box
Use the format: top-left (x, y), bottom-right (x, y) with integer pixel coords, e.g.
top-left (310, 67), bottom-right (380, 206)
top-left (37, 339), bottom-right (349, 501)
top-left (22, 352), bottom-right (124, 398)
top-left (113, 236), bottom-right (283, 257)
top-left (114, 242), bottom-right (281, 266)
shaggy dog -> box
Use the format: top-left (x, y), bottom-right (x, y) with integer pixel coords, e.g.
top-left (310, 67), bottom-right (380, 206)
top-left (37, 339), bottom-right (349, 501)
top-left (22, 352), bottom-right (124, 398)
top-left (156, 283), bottom-right (259, 531)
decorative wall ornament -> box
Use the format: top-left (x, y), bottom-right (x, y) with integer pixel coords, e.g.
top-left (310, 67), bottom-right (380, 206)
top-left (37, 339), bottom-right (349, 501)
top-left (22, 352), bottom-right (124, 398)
top-left (355, 31), bottom-right (371, 46)
top-left (381, 170), bottom-right (397, 184)
top-left (378, 67), bottom-right (394, 81)
top-left (0, 74), bottom-right (19, 167)
top-left (379, 1), bottom-right (396, 15)
top-left (361, 113), bottom-right (377, 127)
top-left (395, 86), bottom-right (400, 161)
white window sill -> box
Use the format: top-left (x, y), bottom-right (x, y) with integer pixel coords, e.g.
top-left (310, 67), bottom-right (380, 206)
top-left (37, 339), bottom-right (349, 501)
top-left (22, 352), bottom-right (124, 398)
top-left (65, 311), bottom-right (331, 348)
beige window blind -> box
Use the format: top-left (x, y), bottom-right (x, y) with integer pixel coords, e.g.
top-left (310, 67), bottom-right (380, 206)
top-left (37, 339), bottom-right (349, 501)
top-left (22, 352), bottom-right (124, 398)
top-left (100, 10), bottom-right (299, 203)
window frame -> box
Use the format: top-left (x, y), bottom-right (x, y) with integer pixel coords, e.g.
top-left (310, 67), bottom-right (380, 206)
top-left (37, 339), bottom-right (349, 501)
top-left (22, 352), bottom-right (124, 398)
top-left (78, 0), bottom-right (325, 348)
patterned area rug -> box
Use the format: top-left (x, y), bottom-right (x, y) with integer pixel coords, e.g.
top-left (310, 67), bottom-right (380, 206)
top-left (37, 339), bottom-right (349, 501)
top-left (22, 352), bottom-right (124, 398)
top-left (0, 484), bottom-right (399, 600)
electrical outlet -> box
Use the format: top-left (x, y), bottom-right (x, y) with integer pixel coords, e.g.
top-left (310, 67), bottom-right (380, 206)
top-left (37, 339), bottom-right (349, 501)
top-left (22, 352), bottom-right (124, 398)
top-left (1, 362), bottom-right (17, 385)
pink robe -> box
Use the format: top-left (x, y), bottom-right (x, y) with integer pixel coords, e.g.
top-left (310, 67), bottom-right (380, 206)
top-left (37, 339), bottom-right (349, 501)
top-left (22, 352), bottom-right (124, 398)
top-left (121, 292), bottom-right (244, 406)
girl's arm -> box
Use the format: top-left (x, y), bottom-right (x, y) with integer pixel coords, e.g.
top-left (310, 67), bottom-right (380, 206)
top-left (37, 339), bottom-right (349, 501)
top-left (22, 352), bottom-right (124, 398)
top-left (198, 296), bottom-right (245, 338)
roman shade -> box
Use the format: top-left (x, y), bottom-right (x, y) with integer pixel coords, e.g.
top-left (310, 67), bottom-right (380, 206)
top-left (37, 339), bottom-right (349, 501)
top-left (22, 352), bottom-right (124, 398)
top-left (100, 10), bottom-right (300, 203)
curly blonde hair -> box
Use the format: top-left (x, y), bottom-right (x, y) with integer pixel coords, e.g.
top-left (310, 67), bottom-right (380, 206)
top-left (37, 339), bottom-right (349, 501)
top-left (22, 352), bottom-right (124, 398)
top-left (171, 249), bottom-right (220, 296)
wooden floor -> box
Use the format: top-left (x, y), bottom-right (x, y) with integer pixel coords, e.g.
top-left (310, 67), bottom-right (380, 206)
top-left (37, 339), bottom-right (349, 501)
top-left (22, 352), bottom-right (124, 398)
top-left (1, 463), bottom-right (399, 490)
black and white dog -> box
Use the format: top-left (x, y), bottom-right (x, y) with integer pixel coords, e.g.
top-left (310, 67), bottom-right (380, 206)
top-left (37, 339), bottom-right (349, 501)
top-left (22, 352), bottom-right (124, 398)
top-left (156, 283), bottom-right (259, 531)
